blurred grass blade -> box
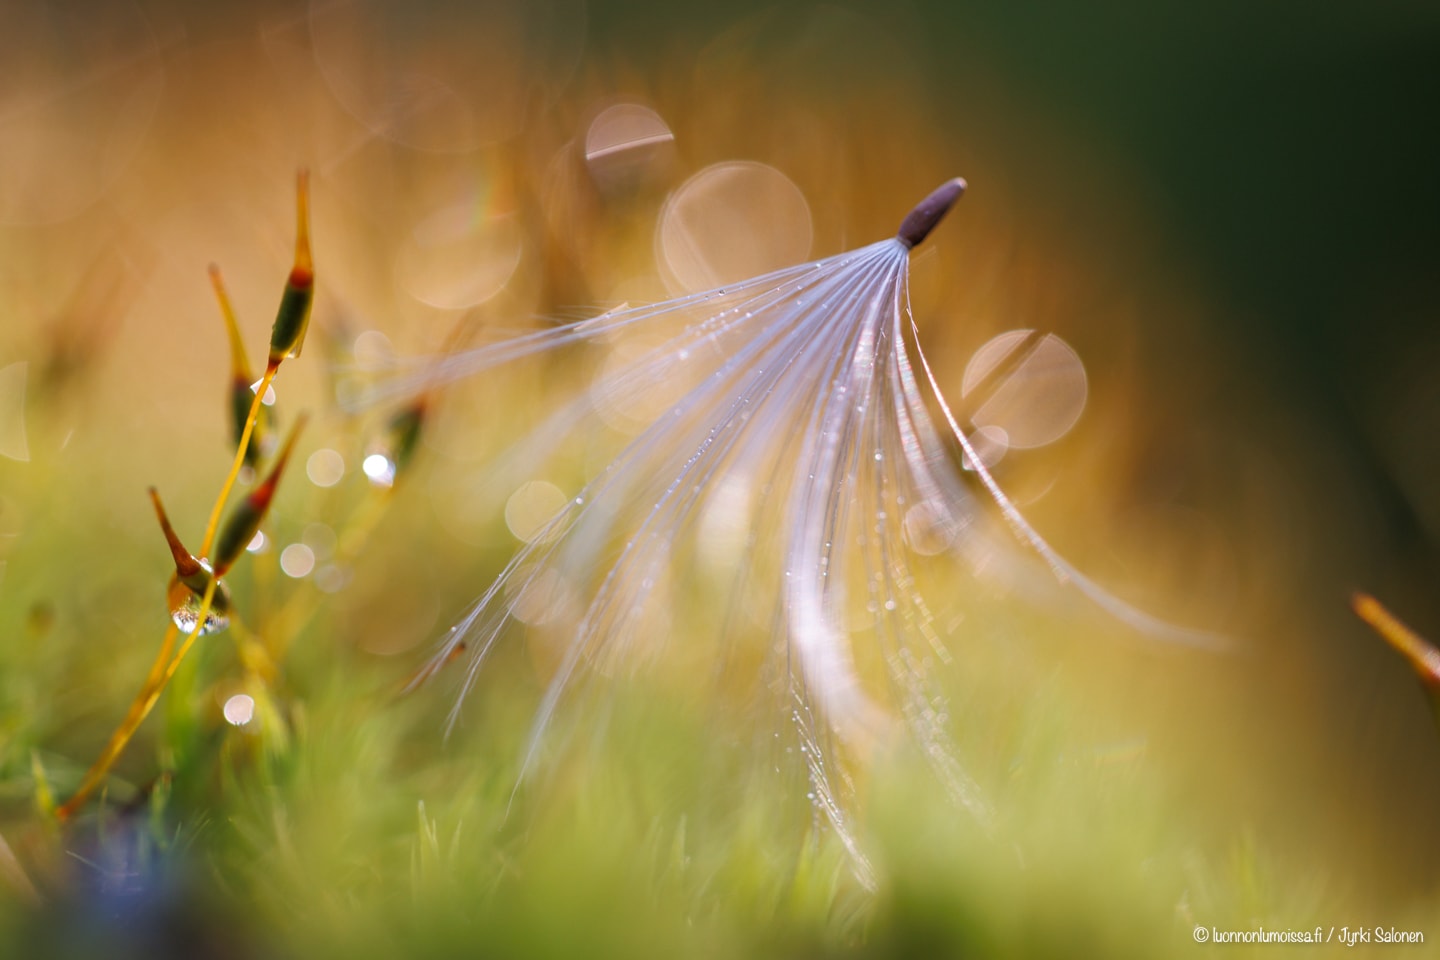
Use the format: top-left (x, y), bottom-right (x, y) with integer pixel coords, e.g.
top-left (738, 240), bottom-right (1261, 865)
top-left (1352, 593), bottom-right (1440, 683)
top-left (1353, 592), bottom-right (1440, 725)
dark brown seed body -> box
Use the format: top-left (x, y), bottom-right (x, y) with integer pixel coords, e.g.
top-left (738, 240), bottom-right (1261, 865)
top-left (897, 178), bottom-right (966, 248)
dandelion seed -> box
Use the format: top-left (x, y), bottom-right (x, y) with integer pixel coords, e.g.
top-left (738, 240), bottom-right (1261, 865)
top-left (361, 175), bottom-right (1217, 876)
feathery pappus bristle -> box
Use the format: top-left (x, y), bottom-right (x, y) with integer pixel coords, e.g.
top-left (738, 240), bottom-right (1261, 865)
top-left (360, 178), bottom-right (1220, 879)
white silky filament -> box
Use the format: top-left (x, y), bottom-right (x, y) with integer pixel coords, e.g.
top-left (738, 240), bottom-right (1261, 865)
top-left (358, 178), bottom-right (1218, 879)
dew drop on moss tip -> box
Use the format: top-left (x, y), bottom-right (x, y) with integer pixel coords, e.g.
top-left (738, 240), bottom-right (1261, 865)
top-left (362, 452), bottom-right (397, 489)
top-left (167, 575), bottom-right (231, 635)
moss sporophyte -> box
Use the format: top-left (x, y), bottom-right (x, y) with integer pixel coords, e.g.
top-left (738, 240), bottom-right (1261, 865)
top-left (56, 171), bottom-right (316, 822)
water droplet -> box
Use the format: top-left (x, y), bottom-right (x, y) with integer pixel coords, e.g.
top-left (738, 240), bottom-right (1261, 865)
top-left (306, 448), bottom-right (345, 487)
top-left (168, 576), bottom-right (231, 636)
top-left (960, 424), bottom-right (1009, 471)
top-left (584, 103), bottom-right (675, 190)
top-left (362, 452), bottom-right (397, 488)
top-left (249, 377), bottom-right (278, 406)
top-left (504, 563), bottom-right (575, 626)
top-left (280, 543), bottom-right (316, 578)
top-left (314, 564), bottom-right (350, 594)
top-left (504, 480), bottom-right (569, 543)
top-left (397, 201), bottom-right (523, 310)
top-left (903, 501), bottom-right (957, 556)
top-left (961, 330), bottom-right (1088, 448)
top-left (223, 694), bottom-right (255, 726)
top-left (303, 523), bottom-right (337, 559)
top-left (656, 161), bottom-right (812, 294)
top-left (353, 330), bottom-right (396, 367)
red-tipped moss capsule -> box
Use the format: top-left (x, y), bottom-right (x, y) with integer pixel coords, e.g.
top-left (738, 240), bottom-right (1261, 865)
top-left (212, 413), bottom-right (309, 575)
top-left (210, 264), bottom-right (272, 468)
top-left (266, 170), bottom-right (315, 372)
top-left (151, 487), bottom-right (231, 635)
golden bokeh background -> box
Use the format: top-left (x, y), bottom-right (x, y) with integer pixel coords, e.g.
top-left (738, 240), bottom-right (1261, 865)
top-left (1, 0), bottom-right (1438, 951)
